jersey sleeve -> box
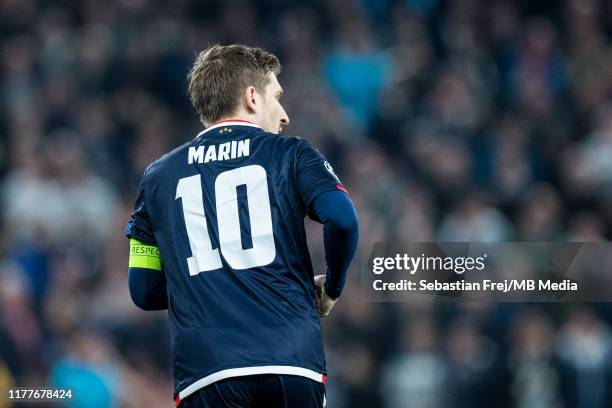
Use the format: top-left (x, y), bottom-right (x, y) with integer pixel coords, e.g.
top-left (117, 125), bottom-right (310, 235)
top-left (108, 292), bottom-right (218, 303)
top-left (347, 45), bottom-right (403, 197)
top-left (295, 138), bottom-right (347, 215)
top-left (125, 174), bottom-right (157, 244)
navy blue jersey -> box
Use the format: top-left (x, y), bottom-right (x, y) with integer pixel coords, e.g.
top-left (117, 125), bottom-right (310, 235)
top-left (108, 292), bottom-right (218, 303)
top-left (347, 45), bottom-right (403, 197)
top-left (126, 121), bottom-right (345, 404)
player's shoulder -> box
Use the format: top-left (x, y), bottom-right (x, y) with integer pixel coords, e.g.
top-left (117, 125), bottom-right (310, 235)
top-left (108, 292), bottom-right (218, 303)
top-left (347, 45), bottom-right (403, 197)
top-left (261, 133), bottom-right (314, 153)
top-left (142, 141), bottom-right (191, 180)
top-left (282, 135), bottom-right (324, 159)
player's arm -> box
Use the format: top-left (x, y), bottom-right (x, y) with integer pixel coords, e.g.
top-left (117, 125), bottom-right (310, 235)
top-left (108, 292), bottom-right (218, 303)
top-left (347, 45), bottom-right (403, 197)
top-left (125, 173), bottom-right (168, 311)
top-left (311, 190), bottom-right (359, 316)
top-left (294, 137), bottom-right (359, 317)
top-left (127, 234), bottom-right (168, 311)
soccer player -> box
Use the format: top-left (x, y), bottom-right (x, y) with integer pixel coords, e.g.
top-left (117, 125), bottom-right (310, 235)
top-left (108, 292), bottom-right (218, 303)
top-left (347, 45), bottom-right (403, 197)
top-left (125, 44), bottom-right (359, 407)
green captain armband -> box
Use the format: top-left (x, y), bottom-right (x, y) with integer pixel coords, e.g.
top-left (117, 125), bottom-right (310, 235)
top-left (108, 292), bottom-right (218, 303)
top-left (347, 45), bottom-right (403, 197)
top-left (129, 238), bottom-right (162, 271)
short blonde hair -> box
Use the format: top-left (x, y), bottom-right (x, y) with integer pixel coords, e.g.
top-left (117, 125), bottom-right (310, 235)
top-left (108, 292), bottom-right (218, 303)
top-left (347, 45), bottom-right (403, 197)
top-left (187, 44), bottom-right (281, 126)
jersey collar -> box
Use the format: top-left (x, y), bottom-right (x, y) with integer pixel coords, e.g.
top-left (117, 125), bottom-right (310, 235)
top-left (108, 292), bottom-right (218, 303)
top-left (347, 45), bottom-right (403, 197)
top-left (197, 119), bottom-right (261, 137)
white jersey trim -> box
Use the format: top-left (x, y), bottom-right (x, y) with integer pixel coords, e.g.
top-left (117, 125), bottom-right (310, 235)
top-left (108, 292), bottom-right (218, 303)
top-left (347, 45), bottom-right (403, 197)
top-left (178, 365), bottom-right (325, 400)
top-left (197, 121), bottom-right (260, 137)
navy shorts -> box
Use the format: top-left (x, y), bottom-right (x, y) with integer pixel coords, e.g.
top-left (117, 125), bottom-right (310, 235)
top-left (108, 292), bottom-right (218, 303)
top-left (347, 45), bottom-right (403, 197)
top-left (179, 375), bottom-right (326, 408)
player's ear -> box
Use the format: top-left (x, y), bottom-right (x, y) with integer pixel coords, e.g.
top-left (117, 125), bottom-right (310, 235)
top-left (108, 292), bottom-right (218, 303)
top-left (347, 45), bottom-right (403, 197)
top-left (244, 86), bottom-right (258, 114)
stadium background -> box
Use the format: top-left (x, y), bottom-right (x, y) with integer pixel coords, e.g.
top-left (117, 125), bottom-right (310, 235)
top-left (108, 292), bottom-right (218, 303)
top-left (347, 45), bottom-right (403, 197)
top-left (2, 0), bottom-right (612, 406)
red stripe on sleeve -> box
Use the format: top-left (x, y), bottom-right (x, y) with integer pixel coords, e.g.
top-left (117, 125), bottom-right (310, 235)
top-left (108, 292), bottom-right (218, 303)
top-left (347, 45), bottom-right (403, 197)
top-left (336, 185), bottom-right (349, 195)
top-left (175, 395), bottom-right (181, 407)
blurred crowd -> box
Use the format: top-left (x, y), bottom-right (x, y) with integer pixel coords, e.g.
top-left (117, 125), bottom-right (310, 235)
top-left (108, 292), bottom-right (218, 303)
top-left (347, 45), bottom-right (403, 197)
top-left (2, 0), bottom-right (612, 407)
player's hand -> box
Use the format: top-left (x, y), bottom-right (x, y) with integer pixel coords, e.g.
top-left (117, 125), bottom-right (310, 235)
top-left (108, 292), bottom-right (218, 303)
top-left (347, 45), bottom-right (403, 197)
top-left (314, 274), bottom-right (337, 317)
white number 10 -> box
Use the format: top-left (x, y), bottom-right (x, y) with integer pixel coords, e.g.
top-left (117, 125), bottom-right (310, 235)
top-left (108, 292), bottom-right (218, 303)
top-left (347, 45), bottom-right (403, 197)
top-left (175, 165), bottom-right (276, 275)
